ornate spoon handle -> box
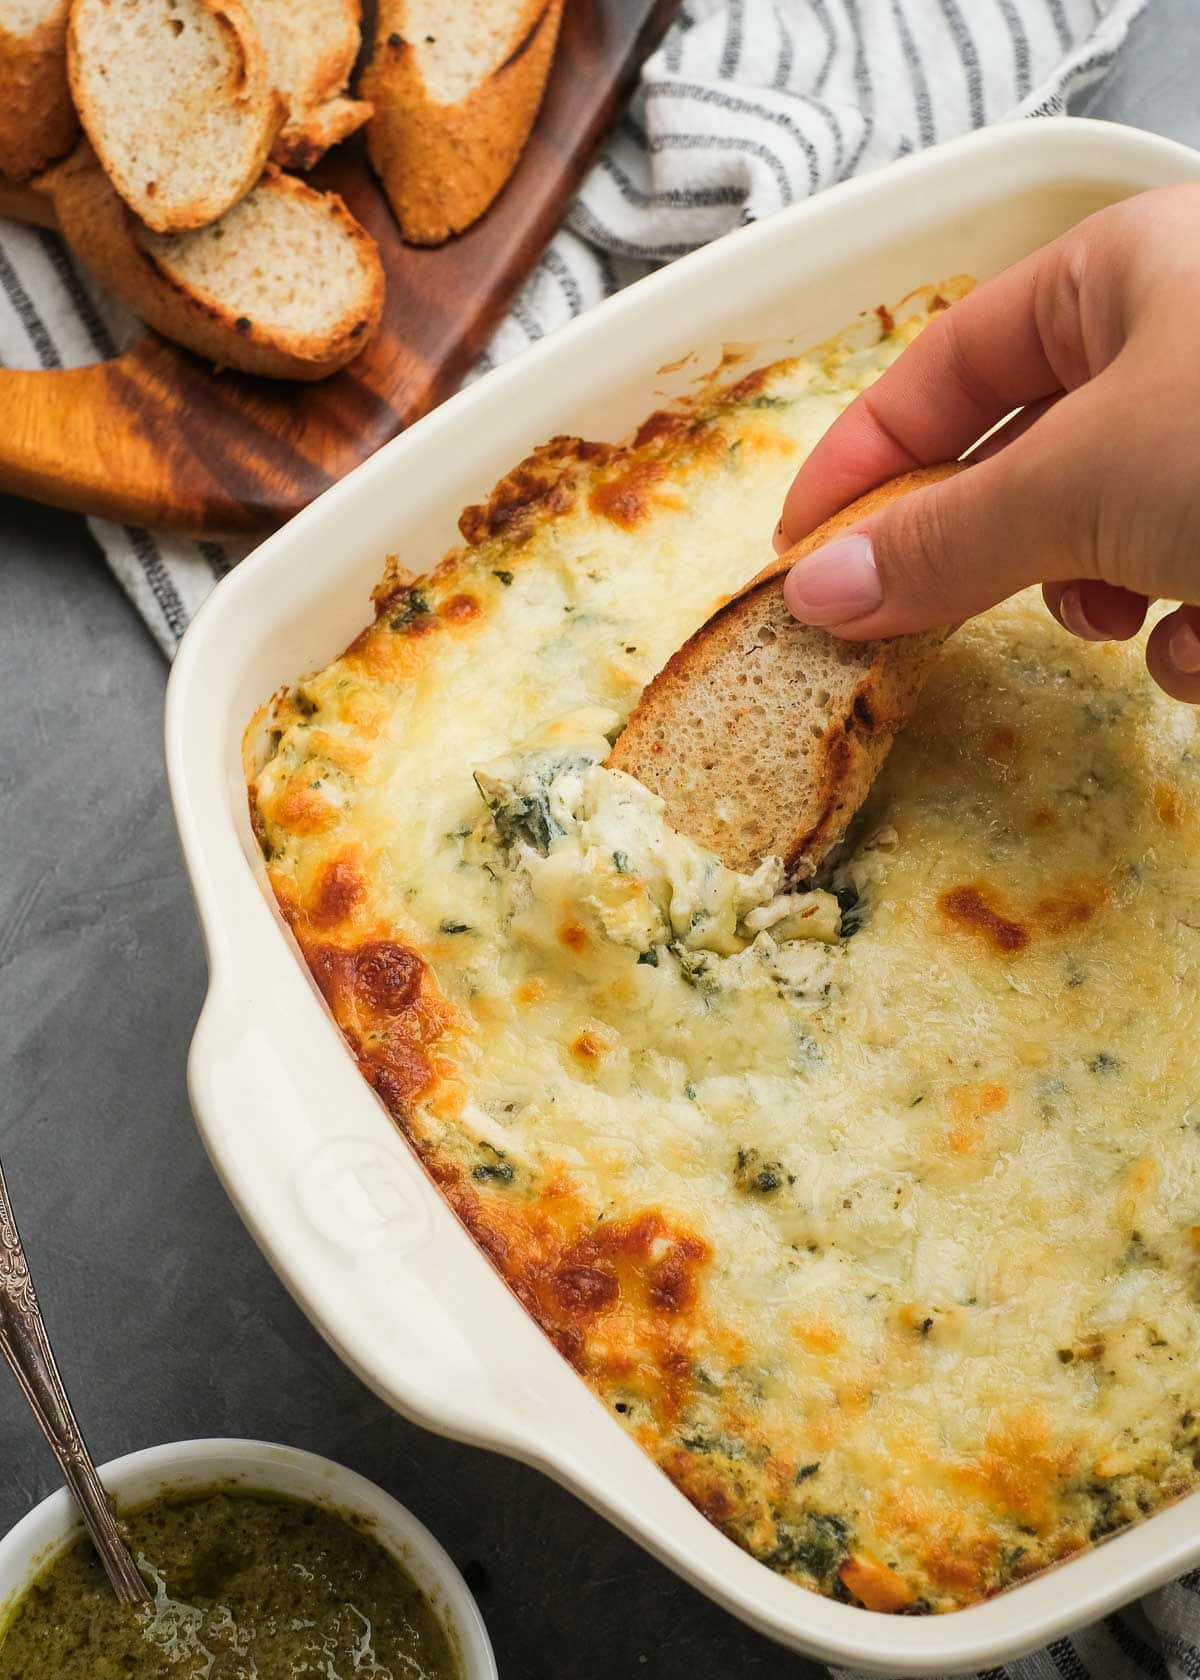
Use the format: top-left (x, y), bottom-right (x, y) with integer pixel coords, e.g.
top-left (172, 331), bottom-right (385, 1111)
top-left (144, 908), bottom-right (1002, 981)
top-left (0, 1158), bottom-right (150, 1604)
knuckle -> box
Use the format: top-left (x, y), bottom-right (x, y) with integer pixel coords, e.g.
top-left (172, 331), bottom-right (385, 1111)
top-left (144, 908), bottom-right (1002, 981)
top-left (1052, 463), bottom-right (1106, 581)
top-left (1033, 242), bottom-right (1091, 387)
top-left (1138, 490), bottom-right (1200, 604)
top-left (934, 311), bottom-right (1001, 419)
top-left (1086, 442), bottom-right (1200, 602)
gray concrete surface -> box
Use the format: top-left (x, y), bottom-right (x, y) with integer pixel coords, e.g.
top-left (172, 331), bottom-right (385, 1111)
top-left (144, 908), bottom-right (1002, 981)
top-left (2, 7), bottom-right (1199, 1674)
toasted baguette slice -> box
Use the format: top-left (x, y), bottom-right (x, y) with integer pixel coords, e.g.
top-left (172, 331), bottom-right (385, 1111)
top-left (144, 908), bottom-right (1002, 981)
top-left (0, 0), bottom-right (78, 181)
top-left (361, 0), bottom-right (563, 245)
top-left (242, 0), bottom-right (372, 169)
top-left (48, 145), bottom-right (384, 379)
top-left (0, 178), bottom-right (58, 228)
top-left (609, 466), bottom-right (964, 879)
top-left (67, 0), bottom-right (283, 232)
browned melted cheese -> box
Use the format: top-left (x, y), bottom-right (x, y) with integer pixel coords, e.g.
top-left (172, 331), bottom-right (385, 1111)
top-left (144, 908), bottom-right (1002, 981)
top-left (245, 279), bottom-right (1200, 1614)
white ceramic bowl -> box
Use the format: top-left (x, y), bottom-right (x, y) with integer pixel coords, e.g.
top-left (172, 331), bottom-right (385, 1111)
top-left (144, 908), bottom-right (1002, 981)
top-left (0, 1438), bottom-right (496, 1680)
top-left (166, 119), bottom-right (1200, 1674)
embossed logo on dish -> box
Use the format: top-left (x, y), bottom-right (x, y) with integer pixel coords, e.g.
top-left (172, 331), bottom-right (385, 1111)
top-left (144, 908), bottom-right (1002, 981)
top-left (293, 1139), bottom-right (434, 1255)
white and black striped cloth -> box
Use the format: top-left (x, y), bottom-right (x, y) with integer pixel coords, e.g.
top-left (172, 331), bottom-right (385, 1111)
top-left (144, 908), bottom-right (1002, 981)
top-left (11, 9), bottom-right (1200, 1678)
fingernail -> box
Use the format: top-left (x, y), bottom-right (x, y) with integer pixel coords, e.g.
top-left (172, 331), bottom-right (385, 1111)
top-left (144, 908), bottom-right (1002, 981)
top-left (772, 519), bottom-right (787, 556)
top-left (783, 533), bottom-right (881, 626)
top-left (1058, 584), bottom-right (1108, 642)
top-left (1168, 619), bottom-right (1200, 675)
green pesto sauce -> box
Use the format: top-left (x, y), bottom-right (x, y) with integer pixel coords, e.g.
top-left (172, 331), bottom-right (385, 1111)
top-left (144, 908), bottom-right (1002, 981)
top-left (0, 1490), bottom-right (461, 1680)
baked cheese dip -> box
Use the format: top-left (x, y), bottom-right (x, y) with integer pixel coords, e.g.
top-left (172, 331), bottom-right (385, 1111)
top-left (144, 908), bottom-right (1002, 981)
top-left (246, 280), bottom-right (1200, 1615)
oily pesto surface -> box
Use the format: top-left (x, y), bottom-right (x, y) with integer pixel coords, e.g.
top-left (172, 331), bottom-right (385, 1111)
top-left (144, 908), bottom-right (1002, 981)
top-left (246, 279), bottom-right (1200, 1613)
top-left (0, 1492), bottom-right (459, 1680)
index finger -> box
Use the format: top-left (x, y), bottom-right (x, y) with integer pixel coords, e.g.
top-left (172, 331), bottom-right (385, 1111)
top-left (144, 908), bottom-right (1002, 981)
top-left (778, 242), bottom-right (1074, 544)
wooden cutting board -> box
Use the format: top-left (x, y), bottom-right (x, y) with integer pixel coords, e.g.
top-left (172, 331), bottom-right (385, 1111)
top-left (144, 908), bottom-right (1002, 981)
top-left (0, 0), bottom-right (673, 536)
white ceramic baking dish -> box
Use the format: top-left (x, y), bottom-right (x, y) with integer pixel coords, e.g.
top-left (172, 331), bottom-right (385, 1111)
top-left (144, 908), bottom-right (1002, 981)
top-left (166, 118), bottom-right (1200, 1674)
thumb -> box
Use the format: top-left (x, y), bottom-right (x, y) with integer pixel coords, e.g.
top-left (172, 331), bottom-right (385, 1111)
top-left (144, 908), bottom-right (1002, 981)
top-left (782, 385), bottom-right (1120, 639)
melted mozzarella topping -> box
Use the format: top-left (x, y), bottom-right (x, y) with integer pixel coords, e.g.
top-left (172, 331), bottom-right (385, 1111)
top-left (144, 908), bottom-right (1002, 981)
top-left (250, 283), bottom-right (1200, 1610)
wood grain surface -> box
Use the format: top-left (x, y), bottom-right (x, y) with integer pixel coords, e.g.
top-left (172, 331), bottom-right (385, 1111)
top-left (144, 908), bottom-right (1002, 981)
top-left (0, 0), bottom-right (673, 535)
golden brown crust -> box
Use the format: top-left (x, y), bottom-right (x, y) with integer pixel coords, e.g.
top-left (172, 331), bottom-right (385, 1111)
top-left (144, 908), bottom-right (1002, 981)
top-left (272, 95), bottom-right (373, 169)
top-left (47, 144), bottom-right (384, 380)
top-left (268, 882), bottom-right (716, 1410)
top-left (361, 0), bottom-right (563, 245)
top-left (0, 176), bottom-right (58, 228)
top-left (458, 433), bottom-right (613, 547)
top-left (610, 466), bottom-right (963, 877)
top-left (0, 13), bottom-right (78, 183)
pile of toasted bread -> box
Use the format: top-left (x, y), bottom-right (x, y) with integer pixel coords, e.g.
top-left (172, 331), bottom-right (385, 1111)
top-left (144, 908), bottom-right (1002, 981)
top-left (0, 0), bottom-right (563, 379)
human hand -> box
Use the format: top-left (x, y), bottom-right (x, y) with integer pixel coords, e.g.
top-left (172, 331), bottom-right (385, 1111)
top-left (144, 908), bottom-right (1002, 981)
top-left (774, 184), bottom-right (1200, 701)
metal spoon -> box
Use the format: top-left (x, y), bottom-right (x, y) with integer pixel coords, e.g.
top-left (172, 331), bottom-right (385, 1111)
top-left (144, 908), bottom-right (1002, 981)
top-left (0, 1157), bottom-right (150, 1604)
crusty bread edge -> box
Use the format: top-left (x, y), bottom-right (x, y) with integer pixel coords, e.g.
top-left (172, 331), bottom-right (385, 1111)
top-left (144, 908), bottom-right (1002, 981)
top-left (66, 0), bottom-right (285, 232)
top-left (733, 462), bottom-right (966, 603)
top-left (610, 465), bottom-right (965, 876)
top-left (0, 15), bottom-right (79, 183)
top-left (47, 145), bottom-right (384, 380)
top-left (0, 177), bottom-right (59, 229)
top-left (272, 96), bottom-right (373, 170)
top-left (361, 0), bottom-right (563, 245)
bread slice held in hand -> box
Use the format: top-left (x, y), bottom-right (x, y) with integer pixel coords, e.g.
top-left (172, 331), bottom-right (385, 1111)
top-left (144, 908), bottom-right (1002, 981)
top-left (48, 144), bottom-right (384, 379)
top-left (609, 465), bottom-right (964, 879)
top-left (243, 0), bottom-right (372, 169)
top-left (0, 0), bottom-right (78, 181)
top-left (361, 0), bottom-right (564, 245)
top-left (67, 0), bottom-right (282, 231)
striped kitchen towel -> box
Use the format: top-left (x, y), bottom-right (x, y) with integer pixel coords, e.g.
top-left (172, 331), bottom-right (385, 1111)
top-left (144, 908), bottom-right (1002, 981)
top-left (833, 1575), bottom-right (1200, 1680)
top-left (0, 0), bottom-right (1148, 657)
